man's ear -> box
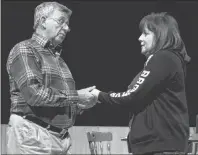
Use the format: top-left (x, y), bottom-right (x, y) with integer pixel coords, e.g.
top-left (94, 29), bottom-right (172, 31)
top-left (40, 16), bottom-right (47, 29)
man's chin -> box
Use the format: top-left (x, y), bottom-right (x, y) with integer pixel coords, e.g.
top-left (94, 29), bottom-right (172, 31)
top-left (55, 34), bottom-right (65, 40)
top-left (54, 38), bottom-right (64, 45)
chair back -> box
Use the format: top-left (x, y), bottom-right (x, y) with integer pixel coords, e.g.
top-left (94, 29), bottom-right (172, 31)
top-left (87, 131), bottom-right (113, 155)
top-left (188, 114), bottom-right (198, 155)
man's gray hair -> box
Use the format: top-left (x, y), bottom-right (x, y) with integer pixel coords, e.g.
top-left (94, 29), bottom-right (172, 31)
top-left (33, 2), bottom-right (72, 30)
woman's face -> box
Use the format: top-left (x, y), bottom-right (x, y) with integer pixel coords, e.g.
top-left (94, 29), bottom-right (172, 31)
top-left (138, 26), bottom-right (155, 55)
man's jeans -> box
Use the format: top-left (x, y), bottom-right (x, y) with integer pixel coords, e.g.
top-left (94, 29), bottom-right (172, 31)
top-left (7, 114), bottom-right (72, 154)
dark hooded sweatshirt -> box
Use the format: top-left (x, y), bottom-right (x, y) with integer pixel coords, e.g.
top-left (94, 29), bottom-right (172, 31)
top-left (98, 49), bottom-right (189, 154)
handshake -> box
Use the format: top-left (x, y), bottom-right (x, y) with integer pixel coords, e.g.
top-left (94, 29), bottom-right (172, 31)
top-left (77, 86), bottom-right (101, 110)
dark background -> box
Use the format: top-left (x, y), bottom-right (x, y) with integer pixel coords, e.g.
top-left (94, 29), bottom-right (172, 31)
top-left (2, 0), bottom-right (198, 126)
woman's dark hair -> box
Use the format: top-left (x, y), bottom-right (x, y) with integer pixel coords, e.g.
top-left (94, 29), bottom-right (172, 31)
top-left (139, 12), bottom-right (190, 63)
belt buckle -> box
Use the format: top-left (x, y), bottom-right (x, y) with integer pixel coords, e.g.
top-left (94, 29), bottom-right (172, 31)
top-left (46, 124), bottom-right (51, 130)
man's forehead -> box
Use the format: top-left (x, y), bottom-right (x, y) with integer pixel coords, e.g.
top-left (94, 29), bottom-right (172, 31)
top-left (50, 10), bottom-right (68, 19)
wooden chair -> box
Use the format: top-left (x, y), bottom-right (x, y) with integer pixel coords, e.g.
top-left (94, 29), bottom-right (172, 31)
top-left (188, 115), bottom-right (198, 155)
top-left (87, 131), bottom-right (113, 154)
top-left (188, 135), bottom-right (198, 155)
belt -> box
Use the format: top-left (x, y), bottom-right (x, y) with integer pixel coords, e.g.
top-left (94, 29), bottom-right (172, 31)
top-left (12, 112), bottom-right (68, 138)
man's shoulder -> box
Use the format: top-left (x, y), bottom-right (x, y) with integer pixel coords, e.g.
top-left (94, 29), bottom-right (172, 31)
top-left (9, 37), bottom-right (39, 57)
top-left (8, 38), bottom-right (34, 62)
top-left (12, 38), bottom-right (33, 50)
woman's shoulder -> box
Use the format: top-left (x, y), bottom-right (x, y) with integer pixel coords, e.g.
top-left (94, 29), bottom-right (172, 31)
top-left (146, 50), bottom-right (179, 67)
top-left (154, 49), bottom-right (180, 61)
top-left (151, 50), bottom-right (183, 70)
top-left (156, 49), bottom-right (175, 57)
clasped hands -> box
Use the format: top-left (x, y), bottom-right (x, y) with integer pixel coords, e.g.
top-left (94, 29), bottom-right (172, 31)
top-left (77, 86), bottom-right (101, 110)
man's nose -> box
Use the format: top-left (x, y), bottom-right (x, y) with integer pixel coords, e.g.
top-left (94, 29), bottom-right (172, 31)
top-left (62, 24), bottom-right (70, 32)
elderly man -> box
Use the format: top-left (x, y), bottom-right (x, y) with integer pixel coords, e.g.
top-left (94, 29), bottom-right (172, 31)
top-left (6, 2), bottom-right (96, 154)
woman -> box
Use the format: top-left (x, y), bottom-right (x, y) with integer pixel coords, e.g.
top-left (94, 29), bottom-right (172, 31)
top-left (91, 12), bottom-right (191, 155)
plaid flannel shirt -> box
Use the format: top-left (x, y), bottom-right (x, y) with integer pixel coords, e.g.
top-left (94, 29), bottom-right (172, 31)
top-left (7, 33), bottom-right (79, 127)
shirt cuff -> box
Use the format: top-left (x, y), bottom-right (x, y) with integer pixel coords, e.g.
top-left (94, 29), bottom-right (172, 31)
top-left (68, 90), bottom-right (79, 102)
top-left (98, 91), bottom-right (107, 103)
top-left (61, 90), bottom-right (79, 106)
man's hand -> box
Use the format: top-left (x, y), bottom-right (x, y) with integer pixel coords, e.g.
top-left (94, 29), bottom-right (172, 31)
top-left (77, 86), bottom-right (97, 109)
top-left (90, 88), bottom-right (101, 98)
top-left (91, 88), bottom-right (101, 103)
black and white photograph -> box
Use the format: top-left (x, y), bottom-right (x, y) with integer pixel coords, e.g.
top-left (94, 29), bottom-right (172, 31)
top-left (1, 0), bottom-right (198, 154)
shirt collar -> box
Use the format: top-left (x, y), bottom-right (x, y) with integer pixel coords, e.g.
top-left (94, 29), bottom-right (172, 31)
top-left (32, 32), bottom-right (49, 48)
top-left (31, 33), bottom-right (63, 55)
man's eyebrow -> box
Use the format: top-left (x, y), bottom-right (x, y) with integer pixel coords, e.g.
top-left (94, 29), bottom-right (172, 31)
top-left (59, 16), bottom-right (68, 20)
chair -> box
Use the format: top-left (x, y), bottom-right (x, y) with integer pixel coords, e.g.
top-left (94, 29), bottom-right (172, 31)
top-left (87, 131), bottom-right (113, 154)
top-left (188, 114), bottom-right (198, 155)
top-left (188, 135), bottom-right (198, 155)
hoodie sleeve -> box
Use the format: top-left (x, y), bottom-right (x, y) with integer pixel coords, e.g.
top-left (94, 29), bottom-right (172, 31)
top-left (98, 52), bottom-right (175, 107)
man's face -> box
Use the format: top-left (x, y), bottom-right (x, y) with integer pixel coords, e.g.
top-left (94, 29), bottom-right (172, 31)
top-left (138, 27), bottom-right (155, 55)
top-left (44, 9), bottom-right (70, 45)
